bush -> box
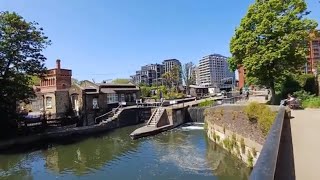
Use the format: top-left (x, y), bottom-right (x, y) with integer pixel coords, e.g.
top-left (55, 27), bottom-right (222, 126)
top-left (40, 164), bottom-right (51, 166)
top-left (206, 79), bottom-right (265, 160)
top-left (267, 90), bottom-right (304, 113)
top-left (302, 97), bottom-right (320, 108)
top-left (294, 90), bottom-right (320, 109)
top-left (293, 90), bottom-right (315, 101)
top-left (198, 100), bottom-right (214, 107)
top-left (140, 86), bottom-right (152, 97)
top-left (258, 107), bottom-right (277, 136)
top-left (245, 102), bottom-right (267, 122)
top-left (164, 92), bottom-right (185, 100)
top-left (245, 102), bottom-right (277, 136)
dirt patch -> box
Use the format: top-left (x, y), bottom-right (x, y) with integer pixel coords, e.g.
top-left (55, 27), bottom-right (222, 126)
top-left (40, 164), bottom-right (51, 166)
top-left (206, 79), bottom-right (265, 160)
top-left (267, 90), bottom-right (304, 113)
top-left (205, 106), bottom-right (266, 145)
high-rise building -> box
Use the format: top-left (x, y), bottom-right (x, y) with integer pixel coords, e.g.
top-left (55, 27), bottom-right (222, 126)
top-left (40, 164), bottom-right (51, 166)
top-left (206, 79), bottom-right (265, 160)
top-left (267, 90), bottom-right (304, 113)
top-left (198, 54), bottom-right (235, 89)
top-left (194, 66), bottom-right (200, 86)
top-left (162, 59), bottom-right (182, 85)
top-left (131, 63), bottom-right (164, 86)
top-left (306, 30), bottom-right (320, 74)
top-left (163, 59), bottom-right (181, 73)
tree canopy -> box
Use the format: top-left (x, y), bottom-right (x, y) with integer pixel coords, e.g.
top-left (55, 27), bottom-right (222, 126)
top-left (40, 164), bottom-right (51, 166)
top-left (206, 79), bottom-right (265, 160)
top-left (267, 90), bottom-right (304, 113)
top-left (0, 11), bottom-right (51, 133)
top-left (228, 0), bottom-right (318, 104)
top-left (162, 65), bottom-right (181, 92)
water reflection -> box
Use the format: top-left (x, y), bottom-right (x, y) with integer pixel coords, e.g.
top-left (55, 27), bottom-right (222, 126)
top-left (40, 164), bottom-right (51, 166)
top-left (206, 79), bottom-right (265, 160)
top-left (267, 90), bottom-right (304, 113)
top-left (42, 127), bottom-right (141, 175)
top-left (0, 124), bottom-right (250, 179)
top-left (206, 140), bottom-right (250, 180)
top-left (152, 126), bottom-right (250, 179)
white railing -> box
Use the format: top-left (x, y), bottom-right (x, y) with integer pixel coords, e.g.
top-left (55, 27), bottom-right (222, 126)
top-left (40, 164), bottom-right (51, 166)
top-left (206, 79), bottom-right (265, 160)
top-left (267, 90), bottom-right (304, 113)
top-left (95, 105), bottom-right (122, 124)
top-left (146, 101), bottom-right (164, 126)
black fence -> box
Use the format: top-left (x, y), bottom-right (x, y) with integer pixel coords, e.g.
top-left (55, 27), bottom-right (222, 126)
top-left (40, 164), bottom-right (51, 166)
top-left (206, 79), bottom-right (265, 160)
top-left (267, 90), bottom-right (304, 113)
top-left (249, 107), bottom-right (289, 180)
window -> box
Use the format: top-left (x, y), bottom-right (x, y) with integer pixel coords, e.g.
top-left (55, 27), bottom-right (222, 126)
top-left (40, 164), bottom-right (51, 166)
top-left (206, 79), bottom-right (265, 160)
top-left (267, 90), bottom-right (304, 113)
top-left (107, 93), bottom-right (118, 104)
top-left (46, 97), bottom-right (52, 108)
top-left (120, 94), bottom-right (125, 102)
top-left (92, 98), bottom-right (99, 109)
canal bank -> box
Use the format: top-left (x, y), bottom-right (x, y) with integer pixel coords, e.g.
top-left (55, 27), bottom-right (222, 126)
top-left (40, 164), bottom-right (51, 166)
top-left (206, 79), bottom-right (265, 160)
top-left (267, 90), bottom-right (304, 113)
top-left (0, 107), bottom-right (151, 151)
top-left (0, 123), bottom-right (250, 179)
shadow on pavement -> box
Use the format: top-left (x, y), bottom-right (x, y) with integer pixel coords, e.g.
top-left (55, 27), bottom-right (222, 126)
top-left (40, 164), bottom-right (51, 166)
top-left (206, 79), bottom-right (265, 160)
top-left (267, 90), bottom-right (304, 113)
top-left (274, 117), bottom-right (295, 180)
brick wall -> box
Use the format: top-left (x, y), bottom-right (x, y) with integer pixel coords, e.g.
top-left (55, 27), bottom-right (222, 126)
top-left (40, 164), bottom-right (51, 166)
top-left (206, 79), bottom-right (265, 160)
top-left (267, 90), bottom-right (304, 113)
top-left (55, 90), bottom-right (70, 117)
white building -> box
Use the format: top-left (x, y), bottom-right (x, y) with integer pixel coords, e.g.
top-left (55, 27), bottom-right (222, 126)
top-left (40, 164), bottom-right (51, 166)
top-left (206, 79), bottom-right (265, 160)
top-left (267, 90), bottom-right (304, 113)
top-left (198, 54), bottom-right (235, 89)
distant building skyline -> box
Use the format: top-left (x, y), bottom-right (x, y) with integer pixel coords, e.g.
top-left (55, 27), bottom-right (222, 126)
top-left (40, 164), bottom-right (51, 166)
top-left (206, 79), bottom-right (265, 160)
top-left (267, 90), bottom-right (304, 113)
top-left (197, 54), bottom-right (235, 89)
top-left (131, 59), bottom-right (182, 86)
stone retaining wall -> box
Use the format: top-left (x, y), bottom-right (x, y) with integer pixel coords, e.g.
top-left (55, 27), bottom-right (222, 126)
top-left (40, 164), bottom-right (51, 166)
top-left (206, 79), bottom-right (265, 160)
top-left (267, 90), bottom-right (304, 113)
top-left (187, 105), bottom-right (279, 168)
top-left (206, 120), bottom-right (262, 168)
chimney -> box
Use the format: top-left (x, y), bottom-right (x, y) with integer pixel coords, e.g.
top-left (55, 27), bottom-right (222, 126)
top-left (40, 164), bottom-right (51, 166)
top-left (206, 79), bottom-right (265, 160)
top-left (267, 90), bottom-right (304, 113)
top-left (56, 59), bottom-right (61, 69)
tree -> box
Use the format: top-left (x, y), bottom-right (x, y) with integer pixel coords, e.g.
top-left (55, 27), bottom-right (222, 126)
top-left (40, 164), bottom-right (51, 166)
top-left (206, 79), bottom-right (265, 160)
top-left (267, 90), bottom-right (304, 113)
top-left (112, 78), bottom-right (130, 84)
top-left (182, 62), bottom-right (196, 95)
top-left (0, 12), bottom-right (51, 135)
top-left (162, 65), bottom-right (181, 92)
top-left (228, 0), bottom-right (318, 104)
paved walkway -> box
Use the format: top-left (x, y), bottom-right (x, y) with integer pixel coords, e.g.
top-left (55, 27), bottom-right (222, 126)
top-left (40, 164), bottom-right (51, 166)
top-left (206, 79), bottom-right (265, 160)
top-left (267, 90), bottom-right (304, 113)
top-left (290, 109), bottom-right (320, 180)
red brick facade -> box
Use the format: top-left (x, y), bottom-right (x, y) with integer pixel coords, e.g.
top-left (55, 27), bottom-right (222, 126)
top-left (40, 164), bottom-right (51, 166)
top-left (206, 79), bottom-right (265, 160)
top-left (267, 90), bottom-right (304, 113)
top-left (306, 30), bottom-right (320, 74)
top-left (238, 66), bottom-right (246, 89)
top-left (32, 60), bottom-right (72, 118)
top-left (39, 59), bottom-right (72, 93)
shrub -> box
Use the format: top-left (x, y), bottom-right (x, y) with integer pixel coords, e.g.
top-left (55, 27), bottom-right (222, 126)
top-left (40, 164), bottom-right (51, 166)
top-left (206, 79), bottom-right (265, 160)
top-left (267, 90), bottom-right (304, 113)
top-left (164, 92), bottom-right (185, 100)
top-left (245, 102), bottom-right (267, 122)
top-left (293, 90), bottom-right (315, 101)
top-left (258, 107), bottom-right (277, 136)
top-left (198, 100), bottom-right (214, 107)
top-left (223, 138), bottom-right (232, 151)
top-left (302, 97), bottom-right (320, 108)
top-left (245, 102), bottom-right (276, 136)
top-left (140, 86), bottom-right (152, 97)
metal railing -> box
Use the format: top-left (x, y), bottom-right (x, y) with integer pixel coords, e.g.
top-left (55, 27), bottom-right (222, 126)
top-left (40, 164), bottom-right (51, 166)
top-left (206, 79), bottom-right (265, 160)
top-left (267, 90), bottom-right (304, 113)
top-left (94, 105), bottom-right (122, 124)
top-left (146, 101), bottom-right (164, 126)
top-left (249, 106), bottom-right (286, 180)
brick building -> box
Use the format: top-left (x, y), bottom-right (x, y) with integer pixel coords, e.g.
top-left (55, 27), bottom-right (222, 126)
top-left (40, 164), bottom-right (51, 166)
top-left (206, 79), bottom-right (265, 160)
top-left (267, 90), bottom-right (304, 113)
top-left (31, 59), bottom-right (72, 119)
top-left (70, 80), bottom-right (140, 125)
top-left (306, 30), bottom-right (320, 74)
top-left (238, 66), bottom-right (246, 89)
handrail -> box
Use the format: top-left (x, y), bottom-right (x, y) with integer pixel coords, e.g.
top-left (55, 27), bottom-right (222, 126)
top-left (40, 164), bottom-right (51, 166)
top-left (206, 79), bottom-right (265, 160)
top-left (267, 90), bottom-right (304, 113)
top-left (146, 101), bottom-right (164, 125)
top-left (249, 106), bottom-right (286, 180)
top-left (95, 105), bottom-right (122, 124)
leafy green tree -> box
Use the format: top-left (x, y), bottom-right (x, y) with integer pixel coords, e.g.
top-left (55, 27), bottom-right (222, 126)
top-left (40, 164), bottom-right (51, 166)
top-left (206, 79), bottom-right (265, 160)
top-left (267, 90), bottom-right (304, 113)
top-left (0, 12), bottom-right (51, 135)
top-left (228, 0), bottom-right (318, 104)
top-left (111, 78), bottom-right (130, 84)
top-left (182, 62), bottom-right (196, 95)
top-left (162, 65), bottom-right (181, 92)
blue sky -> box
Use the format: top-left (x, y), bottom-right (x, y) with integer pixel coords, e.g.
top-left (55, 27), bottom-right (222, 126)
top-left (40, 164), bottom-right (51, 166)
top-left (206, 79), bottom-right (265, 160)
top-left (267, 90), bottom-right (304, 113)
top-left (2, 0), bottom-right (320, 82)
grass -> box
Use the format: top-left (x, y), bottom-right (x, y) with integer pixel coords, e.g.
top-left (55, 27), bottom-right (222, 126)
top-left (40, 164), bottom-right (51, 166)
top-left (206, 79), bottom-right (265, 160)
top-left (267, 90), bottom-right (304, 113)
top-left (302, 97), bottom-right (320, 108)
top-left (245, 102), bottom-right (277, 136)
top-left (198, 100), bottom-right (214, 107)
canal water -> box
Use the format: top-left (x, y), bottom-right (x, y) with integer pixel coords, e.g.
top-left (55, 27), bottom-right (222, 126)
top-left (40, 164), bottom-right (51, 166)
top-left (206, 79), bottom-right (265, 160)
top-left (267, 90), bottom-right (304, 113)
top-left (0, 123), bottom-right (250, 180)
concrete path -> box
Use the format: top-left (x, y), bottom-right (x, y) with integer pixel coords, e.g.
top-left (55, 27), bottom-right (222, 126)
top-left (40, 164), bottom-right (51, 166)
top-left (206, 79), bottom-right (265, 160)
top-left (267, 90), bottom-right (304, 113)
top-left (290, 109), bottom-right (320, 180)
